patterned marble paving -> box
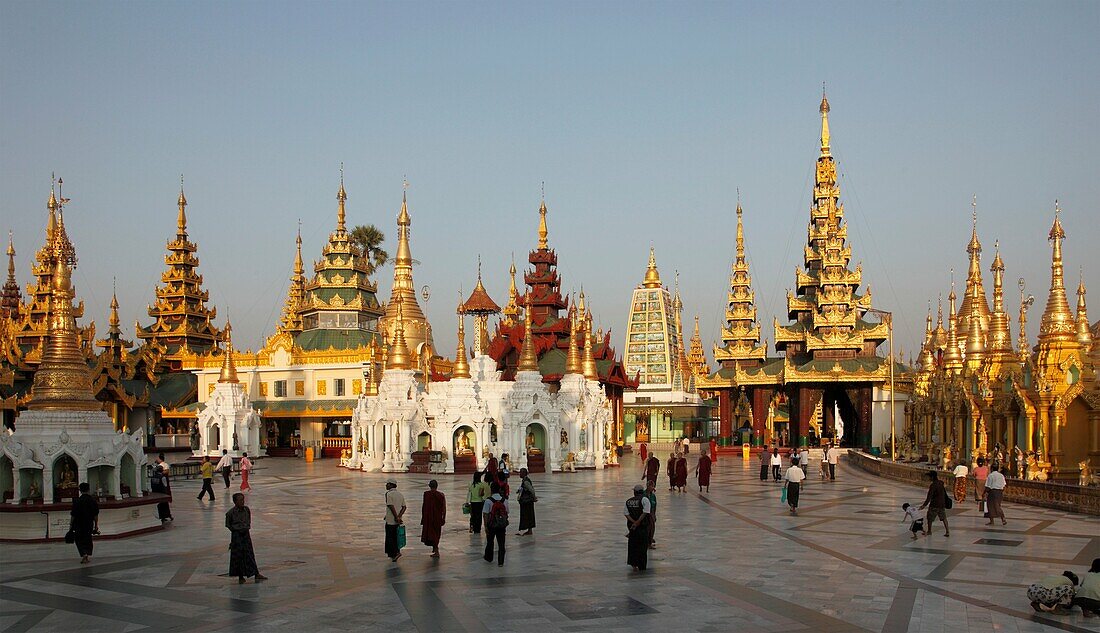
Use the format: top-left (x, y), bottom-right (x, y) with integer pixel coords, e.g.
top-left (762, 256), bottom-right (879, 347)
top-left (0, 455), bottom-right (1098, 632)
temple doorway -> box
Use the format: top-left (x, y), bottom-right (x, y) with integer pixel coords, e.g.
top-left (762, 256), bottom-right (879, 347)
top-left (823, 387), bottom-right (858, 447)
top-left (525, 423), bottom-right (546, 473)
top-left (453, 426), bottom-right (477, 474)
top-left (417, 432), bottom-right (433, 452)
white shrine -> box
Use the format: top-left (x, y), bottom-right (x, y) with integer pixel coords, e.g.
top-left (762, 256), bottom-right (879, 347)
top-left (344, 301), bottom-right (614, 474)
top-left (192, 323), bottom-right (265, 458)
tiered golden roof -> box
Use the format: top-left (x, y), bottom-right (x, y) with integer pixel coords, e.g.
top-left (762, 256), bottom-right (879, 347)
top-left (135, 180), bottom-right (221, 360)
top-left (380, 189), bottom-right (433, 358)
top-left (774, 92), bottom-right (884, 357)
top-left (714, 201), bottom-right (766, 363)
top-left (386, 303), bottom-right (413, 371)
top-left (277, 225), bottom-right (306, 334)
top-left (1038, 202), bottom-right (1076, 343)
top-left (501, 257), bottom-right (520, 327)
top-left (957, 199), bottom-right (992, 346)
top-left (986, 243), bottom-right (1014, 359)
top-left (686, 315), bottom-right (709, 380)
top-left (2, 231), bottom-right (20, 317)
top-left (95, 286), bottom-right (132, 363)
top-left (461, 259), bottom-right (501, 357)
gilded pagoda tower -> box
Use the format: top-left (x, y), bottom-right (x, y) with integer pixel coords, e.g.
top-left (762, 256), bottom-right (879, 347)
top-left (686, 316), bottom-right (709, 381)
top-left (380, 189), bottom-right (434, 358)
top-left (296, 177), bottom-right (385, 350)
top-left (135, 183), bottom-right (221, 369)
top-left (2, 232), bottom-right (21, 318)
top-left (700, 93), bottom-right (889, 449)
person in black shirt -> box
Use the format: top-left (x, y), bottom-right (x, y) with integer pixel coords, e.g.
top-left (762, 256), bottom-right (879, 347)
top-left (70, 482), bottom-right (99, 564)
top-left (918, 470), bottom-right (950, 537)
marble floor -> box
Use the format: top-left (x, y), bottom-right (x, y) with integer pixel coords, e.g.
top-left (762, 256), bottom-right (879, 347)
top-left (1, 454), bottom-right (1098, 633)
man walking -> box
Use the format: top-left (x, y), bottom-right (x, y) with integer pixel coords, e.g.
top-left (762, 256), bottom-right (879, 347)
top-left (625, 484), bottom-right (651, 571)
top-left (197, 456), bottom-right (216, 501)
top-left (70, 482), bottom-right (99, 564)
top-left (827, 443), bottom-right (839, 481)
top-left (215, 449), bottom-right (233, 489)
top-left (983, 463), bottom-right (1008, 526)
top-left (642, 452), bottom-right (660, 489)
top-left (384, 479), bottom-right (406, 562)
top-left (918, 471), bottom-right (950, 537)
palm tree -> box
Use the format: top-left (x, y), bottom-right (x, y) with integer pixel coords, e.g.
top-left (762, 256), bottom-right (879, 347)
top-left (349, 224), bottom-right (388, 276)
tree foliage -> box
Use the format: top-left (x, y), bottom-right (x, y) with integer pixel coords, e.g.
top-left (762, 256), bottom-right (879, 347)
top-left (349, 224), bottom-right (388, 276)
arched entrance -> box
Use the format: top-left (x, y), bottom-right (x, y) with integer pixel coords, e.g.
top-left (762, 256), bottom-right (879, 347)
top-left (417, 431), bottom-right (433, 452)
top-left (453, 426), bottom-right (477, 474)
top-left (524, 423), bottom-right (547, 473)
top-left (120, 453), bottom-right (137, 497)
top-left (209, 423), bottom-right (221, 452)
top-left (53, 454), bottom-right (79, 501)
top-left (0, 455), bottom-right (12, 502)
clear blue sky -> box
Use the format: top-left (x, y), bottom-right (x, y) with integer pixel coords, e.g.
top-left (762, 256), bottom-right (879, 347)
top-left (2, 1), bottom-right (1097, 361)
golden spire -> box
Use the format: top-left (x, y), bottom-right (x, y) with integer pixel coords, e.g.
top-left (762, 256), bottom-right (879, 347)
top-left (28, 232), bottom-right (98, 411)
top-left (642, 246), bottom-right (662, 288)
top-left (5, 230), bottom-right (14, 286)
top-left (502, 255), bottom-right (520, 326)
top-left (383, 182), bottom-right (433, 354)
top-left (336, 164), bottom-right (347, 233)
top-left (46, 175), bottom-right (58, 244)
top-left (919, 304), bottom-right (935, 371)
top-left (959, 196), bottom-right (991, 342)
top-left (1076, 272), bottom-right (1091, 348)
top-left (582, 310), bottom-right (598, 380)
top-left (565, 301), bottom-right (583, 375)
top-left (294, 221), bottom-right (304, 276)
top-left (386, 302), bottom-right (413, 371)
top-left (218, 320), bottom-right (239, 383)
top-left (819, 83), bottom-right (831, 156)
top-left (278, 222), bottom-right (306, 334)
top-left (964, 294), bottom-right (985, 367)
top-left (108, 283), bottom-right (120, 332)
top-left (943, 278), bottom-right (964, 373)
top-left (176, 174), bottom-right (188, 239)
top-left (735, 199), bottom-right (745, 260)
top-left (716, 198), bottom-right (765, 363)
top-left (987, 241), bottom-right (1013, 356)
top-left (517, 295), bottom-right (540, 372)
top-left (687, 314), bottom-right (709, 379)
top-left (537, 195), bottom-right (549, 251)
top-left (452, 302), bottom-right (471, 379)
top-left (1039, 201), bottom-right (1076, 343)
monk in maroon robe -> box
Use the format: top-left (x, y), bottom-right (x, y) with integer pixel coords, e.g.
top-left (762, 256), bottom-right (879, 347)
top-left (643, 455), bottom-right (660, 487)
top-left (486, 454), bottom-right (498, 480)
top-left (639, 443), bottom-right (648, 463)
top-left (675, 456), bottom-right (689, 492)
top-left (420, 480), bottom-right (446, 557)
top-left (666, 455), bottom-right (677, 491)
top-left (709, 438), bottom-right (718, 464)
top-left (696, 453), bottom-right (713, 492)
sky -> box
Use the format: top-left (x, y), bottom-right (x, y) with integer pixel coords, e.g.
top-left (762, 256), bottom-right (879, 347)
top-left (2, 1), bottom-right (1098, 362)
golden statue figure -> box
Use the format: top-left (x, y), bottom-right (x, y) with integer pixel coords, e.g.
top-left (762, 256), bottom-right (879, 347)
top-left (456, 431), bottom-right (473, 456)
top-left (526, 430), bottom-right (542, 455)
top-left (58, 462), bottom-right (77, 489)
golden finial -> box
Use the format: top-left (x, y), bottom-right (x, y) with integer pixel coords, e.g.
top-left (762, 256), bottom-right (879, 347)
top-left (5, 230), bottom-right (14, 277)
top-left (582, 309), bottom-right (598, 380)
top-left (819, 82), bottom-right (831, 154)
top-left (452, 300), bottom-right (471, 379)
top-left (394, 184), bottom-right (413, 267)
top-left (643, 246), bottom-right (662, 288)
top-left (108, 278), bottom-right (120, 331)
top-left (176, 174), bottom-right (188, 238)
top-left (294, 220), bottom-right (304, 276)
top-left (517, 294), bottom-right (540, 372)
top-left (218, 320), bottom-right (239, 383)
top-left (565, 301), bottom-right (582, 375)
top-left (968, 195), bottom-right (980, 252)
top-left (987, 239), bottom-right (1013, 355)
top-left (386, 302), bottom-right (413, 370)
top-left (1077, 269), bottom-right (1091, 347)
top-left (1039, 200), bottom-right (1074, 341)
top-left (537, 193), bottom-right (549, 251)
top-left (336, 164), bottom-right (347, 233)
top-left (735, 198), bottom-right (745, 261)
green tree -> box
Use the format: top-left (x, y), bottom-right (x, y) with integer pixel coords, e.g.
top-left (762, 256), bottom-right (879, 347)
top-left (349, 224), bottom-right (388, 276)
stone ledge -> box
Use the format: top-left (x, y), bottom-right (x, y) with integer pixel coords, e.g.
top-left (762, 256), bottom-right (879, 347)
top-left (847, 450), bottom-right (1100, 516)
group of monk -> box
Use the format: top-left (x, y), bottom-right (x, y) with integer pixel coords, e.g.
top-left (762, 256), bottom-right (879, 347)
top-left (639, 442), bottom-right (715, 494)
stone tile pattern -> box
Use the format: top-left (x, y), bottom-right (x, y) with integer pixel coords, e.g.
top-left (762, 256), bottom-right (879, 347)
top-left (1, 454), bottom-right (1098, 632)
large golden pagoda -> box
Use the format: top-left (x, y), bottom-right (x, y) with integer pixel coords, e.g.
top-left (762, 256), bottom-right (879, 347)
top-left (135, 182), bottom-right (221, 367)
top-left (699, 92), bottom-right (890, 449)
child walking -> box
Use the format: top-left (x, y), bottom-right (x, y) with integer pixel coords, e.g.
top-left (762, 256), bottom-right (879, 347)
top-left (902, 503), bottom-right (923, 540)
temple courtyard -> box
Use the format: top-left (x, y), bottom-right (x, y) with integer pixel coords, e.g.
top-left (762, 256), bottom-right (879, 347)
top-left (1, 455), bottom-right (1098, 633)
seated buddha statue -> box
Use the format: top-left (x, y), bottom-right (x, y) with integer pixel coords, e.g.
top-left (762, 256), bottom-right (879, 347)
top-left (456, 433), bottom-right (473, 456)
top-left (526, 431), bottom-right (542, 455)
top-left (58, 462), bottom-right (78, 489)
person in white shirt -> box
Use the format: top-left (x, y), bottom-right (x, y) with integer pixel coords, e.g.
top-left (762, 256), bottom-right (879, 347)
top-left (827, 443), bottom-right (840, 481)
top-left (983, 464), bottom-right (1008, 526)
top-left (798, 447), bottom-right (810, 474)
top-left (384, 480), bottom-right (406, 562)
top-left (770, 447), bottom-right (783, 482)
top-left (902, 503), bottom-right (924, 539)
top-left (215, 450), bottom-right (233, 489)
top-left (951, 462), bottom-right (970, 503)
top-left (784, 459), bottom-right (806, 514)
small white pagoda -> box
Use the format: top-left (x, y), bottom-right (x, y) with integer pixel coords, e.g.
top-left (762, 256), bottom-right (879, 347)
top-left (192, 322), bottom-right (264, 458)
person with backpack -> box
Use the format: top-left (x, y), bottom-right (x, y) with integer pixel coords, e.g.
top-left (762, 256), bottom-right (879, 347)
top-left (483, 487), bottom-right (508, 566)
top-left (516, 468), bottom-right (537, 536)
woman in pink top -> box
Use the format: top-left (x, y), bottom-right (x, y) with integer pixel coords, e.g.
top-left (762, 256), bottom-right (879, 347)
top-left (240, 453), bottom-right (253, 492)
top-left (972, 457), bottom-right (989, 512)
